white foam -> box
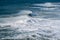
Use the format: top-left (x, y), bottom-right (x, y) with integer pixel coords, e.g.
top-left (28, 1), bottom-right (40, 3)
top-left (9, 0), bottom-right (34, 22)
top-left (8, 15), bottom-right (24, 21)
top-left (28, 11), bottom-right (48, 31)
top-left (33, 2), bottom-right (57, 7)
top-left (0, 10), bottom-right (60, 39)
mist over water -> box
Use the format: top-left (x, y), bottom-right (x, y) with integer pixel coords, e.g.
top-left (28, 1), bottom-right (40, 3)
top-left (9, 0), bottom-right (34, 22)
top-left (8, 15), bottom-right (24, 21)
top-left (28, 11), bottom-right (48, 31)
top-left (0, 2), bottom-right (60, 40)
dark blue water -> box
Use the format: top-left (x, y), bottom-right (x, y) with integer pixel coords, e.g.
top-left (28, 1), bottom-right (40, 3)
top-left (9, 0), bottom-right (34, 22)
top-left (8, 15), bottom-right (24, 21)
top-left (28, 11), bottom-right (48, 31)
top-left (0, 0), bottom-right (60, 16)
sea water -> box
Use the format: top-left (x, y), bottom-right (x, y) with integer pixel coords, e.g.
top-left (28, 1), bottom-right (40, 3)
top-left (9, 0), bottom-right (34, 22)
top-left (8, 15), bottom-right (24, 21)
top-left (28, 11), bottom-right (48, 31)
top-left (0, 2), bottom-right (60, 40)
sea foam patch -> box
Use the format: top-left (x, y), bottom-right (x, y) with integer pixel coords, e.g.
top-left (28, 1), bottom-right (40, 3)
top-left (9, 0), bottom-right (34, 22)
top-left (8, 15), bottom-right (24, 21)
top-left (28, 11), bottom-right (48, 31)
top-left (1, 16), bottom-right (60, 40)
top-left (33, 3), bottom-right (57, 7)
top-left (32, 2), bottom-right (60, 11)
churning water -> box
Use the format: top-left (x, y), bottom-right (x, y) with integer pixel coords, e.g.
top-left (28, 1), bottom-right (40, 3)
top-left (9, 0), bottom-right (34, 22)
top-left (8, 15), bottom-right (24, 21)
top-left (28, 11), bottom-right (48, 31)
top-left (0, 2), bottom-right (60, 40)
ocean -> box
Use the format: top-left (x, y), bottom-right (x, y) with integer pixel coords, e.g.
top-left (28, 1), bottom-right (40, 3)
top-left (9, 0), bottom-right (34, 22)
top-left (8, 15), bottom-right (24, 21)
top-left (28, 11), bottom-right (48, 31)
top-left (0, 0), bottom-right (60, 40)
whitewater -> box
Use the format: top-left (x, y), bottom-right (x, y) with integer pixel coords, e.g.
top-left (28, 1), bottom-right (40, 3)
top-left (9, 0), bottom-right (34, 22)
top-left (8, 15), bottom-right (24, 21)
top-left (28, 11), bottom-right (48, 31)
top-left (0, 2), bottom-right (60, 40)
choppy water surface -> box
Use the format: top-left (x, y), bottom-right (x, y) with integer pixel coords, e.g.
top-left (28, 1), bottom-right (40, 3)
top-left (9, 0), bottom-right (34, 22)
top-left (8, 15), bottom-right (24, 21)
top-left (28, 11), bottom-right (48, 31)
top-left (0, 2), bottom-right (60, 40)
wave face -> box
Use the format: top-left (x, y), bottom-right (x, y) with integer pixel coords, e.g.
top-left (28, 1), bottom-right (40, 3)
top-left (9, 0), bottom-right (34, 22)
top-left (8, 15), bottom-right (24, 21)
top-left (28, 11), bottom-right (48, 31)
top-left (1, 2), bottom-right (60, 40)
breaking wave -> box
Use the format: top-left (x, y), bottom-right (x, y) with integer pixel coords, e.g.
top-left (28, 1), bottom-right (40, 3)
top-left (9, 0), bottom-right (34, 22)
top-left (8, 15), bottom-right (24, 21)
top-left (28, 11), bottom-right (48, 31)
top-left (0, 2), bottom-right (60, 40)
